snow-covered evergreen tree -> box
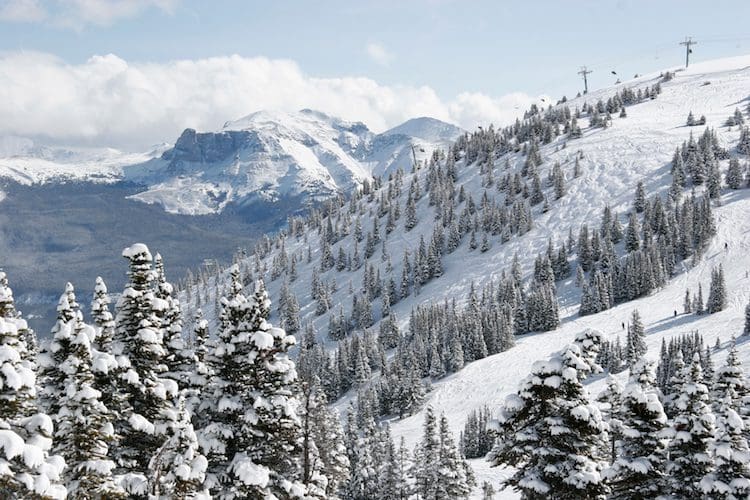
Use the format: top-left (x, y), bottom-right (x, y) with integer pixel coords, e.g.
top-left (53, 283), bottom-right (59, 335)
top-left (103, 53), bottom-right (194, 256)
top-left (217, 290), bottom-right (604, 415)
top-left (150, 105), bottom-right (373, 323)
top-left (201, 267), bottom-right (305, 498)
top-left (701, 390), bottom-right (750, 499)
top-left (625, 309), bottom-right (646, 369)
top-left (596, 375), bottom-right (622, 464)
top-left (488, 329), bottom-right (608, 499)
top-left (155, 253), bottom-right (193, 392)
top-left (666, 353), bottom-right (716, 498)
top-left (604, 359), bottom-right (668, 498)
top-left (38, 282), bottom-right (79, 420)
top-left (111, 244), bottom-right (177, 497)
top-left (378, 429), bottom-right (410, 500)
top-left (91, 276), bottom-right (115, 352)
top-left (155, 398), bottom-right (209, 499)
top-left (0, 271), bottom-right (66, 499)
top-left (436, 412), bottom-right (475, 498)
top-left (411, 406), bottom-right (441, 498)
top-left (54, 310), bottom-right (125, 498)
top-left (299, 377), bottom-right (349, 498)
top-left (707, 264), bottom-right (727, 314)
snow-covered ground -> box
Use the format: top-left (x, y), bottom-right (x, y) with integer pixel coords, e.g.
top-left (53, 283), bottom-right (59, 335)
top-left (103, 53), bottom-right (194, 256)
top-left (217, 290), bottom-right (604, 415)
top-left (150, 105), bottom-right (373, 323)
top-left (388, 56), bottom-right (750, 498)
top-left (223, 55), bottom-right (750, 498)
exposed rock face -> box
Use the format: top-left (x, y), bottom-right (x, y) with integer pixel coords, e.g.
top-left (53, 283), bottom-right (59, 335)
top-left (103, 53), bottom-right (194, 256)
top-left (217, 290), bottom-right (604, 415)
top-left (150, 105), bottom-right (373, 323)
top-left (164, 128), bottom-right (264, 164)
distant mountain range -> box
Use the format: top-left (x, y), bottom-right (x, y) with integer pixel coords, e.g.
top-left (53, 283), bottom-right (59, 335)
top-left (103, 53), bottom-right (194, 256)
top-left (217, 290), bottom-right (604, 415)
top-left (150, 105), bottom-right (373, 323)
top-left (0, 111), bottom-right (463, 330)
top-left (0, 110), bottom-right (464, 216)
top-left (127, 110), bottom-right (464, 215)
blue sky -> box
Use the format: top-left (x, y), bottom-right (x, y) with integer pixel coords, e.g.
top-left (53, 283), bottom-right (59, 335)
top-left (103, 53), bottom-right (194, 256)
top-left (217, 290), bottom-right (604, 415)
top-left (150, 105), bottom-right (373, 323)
top-left (1, 0), bottom-right (749, 149)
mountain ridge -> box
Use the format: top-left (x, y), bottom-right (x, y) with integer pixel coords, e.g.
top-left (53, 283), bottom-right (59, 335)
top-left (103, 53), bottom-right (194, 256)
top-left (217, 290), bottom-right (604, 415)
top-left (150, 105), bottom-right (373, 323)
top-left (174, 55), bottom-right (750, 499)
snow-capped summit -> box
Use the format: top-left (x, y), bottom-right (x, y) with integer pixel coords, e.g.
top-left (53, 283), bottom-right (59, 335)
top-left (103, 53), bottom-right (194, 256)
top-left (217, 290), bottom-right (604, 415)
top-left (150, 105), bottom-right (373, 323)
top-left (382, 116), bottom-right (464, 143)
top-left (125, 110), bottom-right (463, 215)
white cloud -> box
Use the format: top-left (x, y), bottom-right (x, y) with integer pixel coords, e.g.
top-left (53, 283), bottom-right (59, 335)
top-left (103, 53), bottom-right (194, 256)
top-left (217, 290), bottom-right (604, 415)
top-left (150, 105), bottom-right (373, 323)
top-left (0, 51), bottom-right (546, 150)
top-left (365, 42), bottom-right (393, 67)
top-left (0, 0), bottom-right (178, 27)
top-left (0, 0), bottom-right (47, 22)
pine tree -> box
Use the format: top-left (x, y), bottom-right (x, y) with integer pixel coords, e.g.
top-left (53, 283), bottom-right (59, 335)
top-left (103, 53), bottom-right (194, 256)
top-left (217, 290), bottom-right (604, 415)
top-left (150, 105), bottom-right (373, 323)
top-left (684, 289), bottom-right (692, 314)
top-left (707, 265), bottom-right (727, 314)
top-left (38, 283), bottom-right (80, 421)
top-left (411, 406), bottom-right (441, 498)
top-left (663, 349), bottom-right (687, 418)
top-left (604, 360), bottom-right (669, 499)
top-left (0, 271), bottom-right (67, 499)
top-left (379, 431), bottom-right (410, 500)
top-left (596, 375), bottom-right (622, 464)
top-left (155, 253), bottom-right (192, 394)
top-left (666, 353), bottom-right (716, 498)
top-left (299, 378), bottom-right (349, 498)
top-left (201, 268), bottom-right (305, 498)
top-left (727, 157), bottom-right (743, 189)
top-left (701, 391), bottom-right (750, 498)
top-left (625, 309), bottom-right (646, 369)
top-left (634, 181), bottom-right (646, 213)
top-left (436, 412), bottom-right (475, 498)
top-left (344, 412), bottom-right (379, 500)
top-left (625, 212), bottom-right (640, 252)
top-left (695, 284), bottom-right (705, 315)
top-left (156, 398), bottom-right (209, 499)
top-left (91, 276), bottom-right (115, 352)
top-left (111, 244), bottom-right (176, 496)
top-left (488, 329), bottom-right (608, 499)
top-left (54, 310), bottom-right (125, 498)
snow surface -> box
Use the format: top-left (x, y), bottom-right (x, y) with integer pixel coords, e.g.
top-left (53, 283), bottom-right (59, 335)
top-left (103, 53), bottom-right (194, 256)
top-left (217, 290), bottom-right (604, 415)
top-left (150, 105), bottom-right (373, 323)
top-left (385, 55), bottom-right (750, 498)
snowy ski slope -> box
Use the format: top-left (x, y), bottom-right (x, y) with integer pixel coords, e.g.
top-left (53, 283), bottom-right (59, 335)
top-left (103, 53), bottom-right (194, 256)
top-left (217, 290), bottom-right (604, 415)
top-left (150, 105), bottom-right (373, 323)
top-left (189, 55), bottom-right (750, 498)
top-left (387, 56), bottom-right (750, 498)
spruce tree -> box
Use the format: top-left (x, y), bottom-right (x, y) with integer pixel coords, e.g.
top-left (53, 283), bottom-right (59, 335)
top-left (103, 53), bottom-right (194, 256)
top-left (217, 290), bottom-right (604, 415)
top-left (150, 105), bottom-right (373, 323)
top-left (55, 311), bottom-right (125, 498)
top-left (700, 391), bottom-right (750, 499)
top-left (201, 268), bottom-right (305, 498)
top-left (625, 309), bottom-right (646, 369)
top-left (91, 276), bottom-right (115, 352)
top-left (727, 157), bottom-right (743, 189)
top-left (666, 353), bottom-right (716, 498)
top-left (488, 329), bottom-right (608, 498)
top-left (38, 283), bottom-right (79, 418)
top-left (155, 253), bottom-right (192, 391)
top-left (596, 375), bottom-right (622, 464)
top-left (604, 360), bottom-right (669, 498)
top-left (379, 430), bottom-right (410, 500)
top-left (111, 244), bottom-right (176, 496)
top-left (436, 412), bottom-right (475, 498)
top-left (299, 377), bottom-right (349, 498)
top-left (0, 271), bottom-right (66, 499)
top-left (411, 406), bottom-right (441, 498)
top-left (625, 212), bottom-right (640, 252)
top-left (633, 181), bottom-right (646, 213)
top-left (707, 265), bottom-right (727, 314)
top-left (156, 398), bottom-right (209, 499)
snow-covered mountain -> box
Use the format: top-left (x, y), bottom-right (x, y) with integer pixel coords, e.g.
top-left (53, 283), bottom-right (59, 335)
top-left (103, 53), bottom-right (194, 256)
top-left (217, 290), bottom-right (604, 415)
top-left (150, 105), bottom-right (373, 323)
top-left (178, 55), bottom-right (750, 498)
top-left (0, 111), bottom-right (463, 216)
top-left (126, 110), bottom-right (463, 215)
top-left (0, 111), bottom-right (462, 331)
top-left (0, 138), bottom-right (163, 186)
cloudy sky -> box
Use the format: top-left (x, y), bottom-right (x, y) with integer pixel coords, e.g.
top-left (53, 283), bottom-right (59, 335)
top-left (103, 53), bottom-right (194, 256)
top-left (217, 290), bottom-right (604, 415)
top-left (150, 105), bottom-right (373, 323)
top-left (1, 0), bottom-right (749, 150)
